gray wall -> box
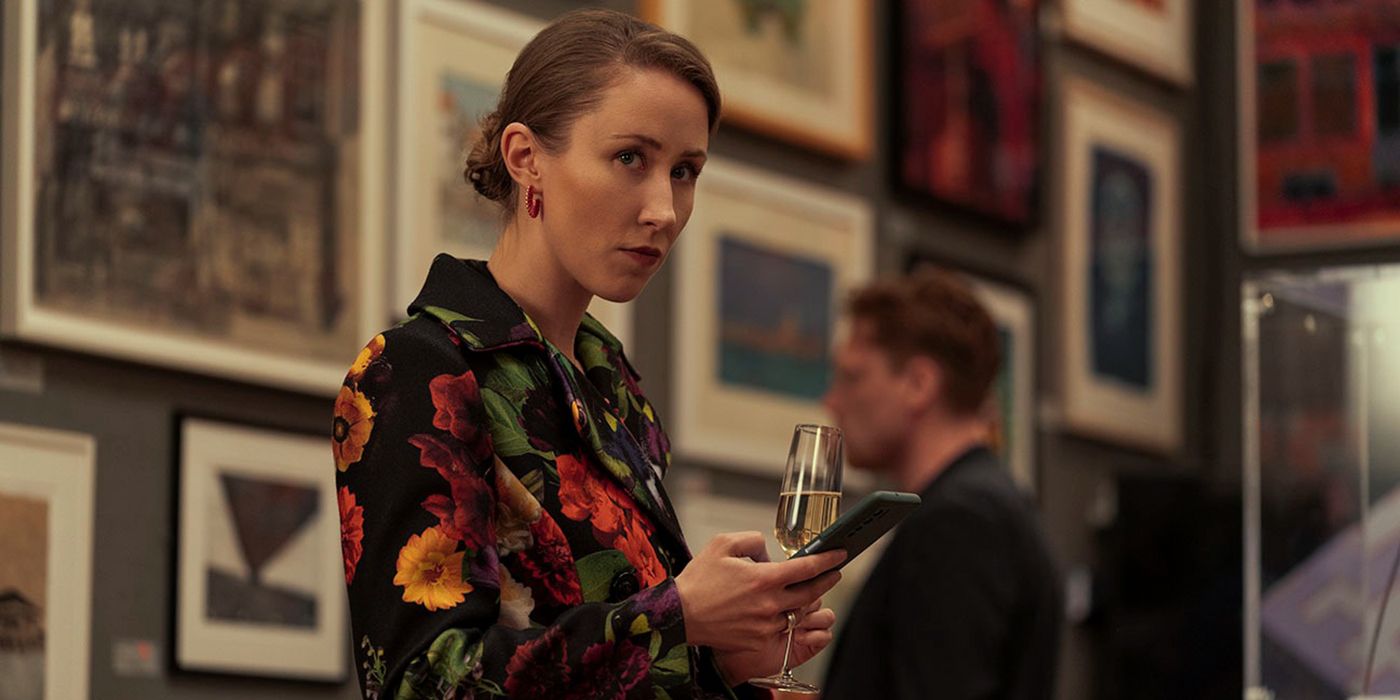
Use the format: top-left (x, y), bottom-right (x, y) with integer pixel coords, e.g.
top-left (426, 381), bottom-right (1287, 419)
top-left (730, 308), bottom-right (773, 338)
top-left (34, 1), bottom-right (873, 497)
top-left (0, 0), bottom-right (1317, 697)
top-left (0, 348), bottom-right (357, 698)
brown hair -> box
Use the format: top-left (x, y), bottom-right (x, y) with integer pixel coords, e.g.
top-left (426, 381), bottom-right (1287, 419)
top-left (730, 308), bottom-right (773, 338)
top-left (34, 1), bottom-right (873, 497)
top-left (848, 267), bottom-right (1002, 416)
top-left (465, 9), bottom-right (721, 214)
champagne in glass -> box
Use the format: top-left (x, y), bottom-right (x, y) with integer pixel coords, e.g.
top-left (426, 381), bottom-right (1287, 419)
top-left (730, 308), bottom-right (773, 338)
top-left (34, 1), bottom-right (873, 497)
top-left (751, 424), bottom-right (844, 695)
top-left (775, 489), bottom-right (841, 557)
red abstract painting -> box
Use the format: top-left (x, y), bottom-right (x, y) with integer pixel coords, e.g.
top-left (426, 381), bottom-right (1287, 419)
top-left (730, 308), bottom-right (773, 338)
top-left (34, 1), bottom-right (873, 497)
top-left (894, 0), bottom-right (1040, 226)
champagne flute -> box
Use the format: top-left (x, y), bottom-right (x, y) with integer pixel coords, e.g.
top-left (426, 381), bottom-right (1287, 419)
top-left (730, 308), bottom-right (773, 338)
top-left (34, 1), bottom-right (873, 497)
top-left (750, 424), bottom-right (843, 694)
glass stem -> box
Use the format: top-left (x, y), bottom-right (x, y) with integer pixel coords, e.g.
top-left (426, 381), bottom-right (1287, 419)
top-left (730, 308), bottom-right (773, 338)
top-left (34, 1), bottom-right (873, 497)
top-left (779, 614), bottom-right (797, 679)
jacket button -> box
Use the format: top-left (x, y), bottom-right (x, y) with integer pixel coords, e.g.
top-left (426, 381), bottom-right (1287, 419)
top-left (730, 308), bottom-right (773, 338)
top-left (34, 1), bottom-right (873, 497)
top-left (610, 569), bottom-right (640, 600)
top-left (571, 399), bottom-right (589, 437)
top-left (571, 400), bottom-right (588, 436)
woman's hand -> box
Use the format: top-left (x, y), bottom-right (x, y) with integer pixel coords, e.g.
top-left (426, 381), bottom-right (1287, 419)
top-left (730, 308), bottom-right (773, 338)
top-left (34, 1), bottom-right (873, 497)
top-left (712, 600), bottom-right (837, 685)
top-left (673, 531), bottom-right (844, 653)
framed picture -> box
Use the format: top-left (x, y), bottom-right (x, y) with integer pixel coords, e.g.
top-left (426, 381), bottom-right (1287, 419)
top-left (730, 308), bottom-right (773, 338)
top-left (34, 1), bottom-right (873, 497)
top-left (393, 0), bottom-right (632, 347)
top-left (1, 0), bottom-right (389, 395)
top-left (640, 0), bottom-right (873, 159)
top-left (0, 422), bottom-right (95, 700)
top-left (1062, 0), bottom-right (1193, 86)
top-left (672, 159), bottom-right (873, 475)
top-left (903, 255), bottom-right (1039, 493)
top-left (393, 0), bottom-right (521, 312)
top-left (1237, 0), bottom-right (1400, 252)
top-left (1059, 76), bottom-right (1182, 453)
top-left (174, 416), bottom-right (347, 681)
top-left (892, 0), bottom-right (1041, 227)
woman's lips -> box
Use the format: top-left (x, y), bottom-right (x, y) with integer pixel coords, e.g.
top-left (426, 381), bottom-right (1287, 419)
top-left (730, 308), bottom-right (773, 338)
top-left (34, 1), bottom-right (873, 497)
top-left (621, 247), bottom-right (662, 266)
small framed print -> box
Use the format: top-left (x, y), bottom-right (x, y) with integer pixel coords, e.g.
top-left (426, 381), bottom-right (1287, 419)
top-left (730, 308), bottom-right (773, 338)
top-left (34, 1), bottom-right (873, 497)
top-left (0, 422), bottom-right (96, 700)
top-left (174, 416), bottom-right (347, 681)
top-left (1059, 76), bottom-right (1182, 453)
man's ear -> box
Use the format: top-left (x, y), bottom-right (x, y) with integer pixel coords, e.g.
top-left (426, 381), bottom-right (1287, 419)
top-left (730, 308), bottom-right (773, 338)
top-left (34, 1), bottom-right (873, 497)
top-left (900, 355), bottom-right (944, 413)
top-left (501, 121), bottom-right (541, 190)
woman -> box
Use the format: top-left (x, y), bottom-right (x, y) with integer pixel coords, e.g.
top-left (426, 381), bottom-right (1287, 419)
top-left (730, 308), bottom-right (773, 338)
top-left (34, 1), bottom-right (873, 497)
top-left (332, 9), bottom-right (843, 699)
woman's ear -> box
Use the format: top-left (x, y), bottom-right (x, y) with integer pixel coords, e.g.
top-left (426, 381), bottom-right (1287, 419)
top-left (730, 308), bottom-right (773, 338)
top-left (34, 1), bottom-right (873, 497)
top-left (500, 122), bottom-right (540, 188)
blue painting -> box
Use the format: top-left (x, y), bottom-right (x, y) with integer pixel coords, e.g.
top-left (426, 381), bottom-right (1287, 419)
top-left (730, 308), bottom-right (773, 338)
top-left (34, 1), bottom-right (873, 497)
top-left (717, 236), bottom-right (833, 399)
top-left (1089, 146), bottom-right (1153, 390)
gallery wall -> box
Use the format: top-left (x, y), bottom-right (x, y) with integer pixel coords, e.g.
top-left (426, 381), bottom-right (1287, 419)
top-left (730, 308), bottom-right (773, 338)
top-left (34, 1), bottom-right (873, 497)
top-left (0, 0), bottom-right (1344, 697)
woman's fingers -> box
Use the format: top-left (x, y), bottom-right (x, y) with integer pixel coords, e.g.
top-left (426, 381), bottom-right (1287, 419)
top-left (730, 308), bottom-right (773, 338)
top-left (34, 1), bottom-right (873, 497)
top-left (793, 628), bottom-right (835, 658)
top-left (797, 608), bottom-right (836, 631)
top-left (780, 570), bottom-right (841, 611)
top-left (772, 549), bottom-right (846, 585)
top-left (711, 531), bottom-right (770, 562)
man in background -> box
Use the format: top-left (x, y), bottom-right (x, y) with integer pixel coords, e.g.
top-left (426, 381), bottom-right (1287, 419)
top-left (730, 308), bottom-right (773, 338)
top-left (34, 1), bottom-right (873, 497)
top-left (821, 268), bottom-right (1062, 699)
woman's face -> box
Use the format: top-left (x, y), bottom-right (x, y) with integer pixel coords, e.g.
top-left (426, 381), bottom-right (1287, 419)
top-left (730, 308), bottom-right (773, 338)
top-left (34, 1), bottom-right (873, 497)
top-left (534, 67), bottom-right (710, 303)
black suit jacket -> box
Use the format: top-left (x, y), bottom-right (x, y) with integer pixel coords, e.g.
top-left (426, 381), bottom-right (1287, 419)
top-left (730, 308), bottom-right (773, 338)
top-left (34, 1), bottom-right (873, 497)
top-left (823, 446), bottom-right (1063, 700)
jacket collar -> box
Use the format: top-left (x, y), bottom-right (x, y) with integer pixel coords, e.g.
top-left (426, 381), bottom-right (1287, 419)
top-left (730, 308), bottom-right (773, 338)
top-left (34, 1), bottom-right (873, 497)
top-left (917, 444), bottom-right (995, 497)
top-left (408, 255), bottom-right (638, 377)
top-left (408, 255), bottom-right (547, 352)
top-left (407, 255), bottom-right (688, 553)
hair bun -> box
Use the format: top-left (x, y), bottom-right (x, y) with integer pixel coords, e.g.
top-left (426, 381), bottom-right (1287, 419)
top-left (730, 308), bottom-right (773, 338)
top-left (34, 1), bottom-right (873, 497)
top-left (464, 110), bottom-right (512, 202)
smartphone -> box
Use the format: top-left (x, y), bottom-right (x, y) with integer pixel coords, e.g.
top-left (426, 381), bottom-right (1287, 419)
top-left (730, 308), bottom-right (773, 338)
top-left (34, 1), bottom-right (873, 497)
top-left (790, 490), bottom-right (921, 570)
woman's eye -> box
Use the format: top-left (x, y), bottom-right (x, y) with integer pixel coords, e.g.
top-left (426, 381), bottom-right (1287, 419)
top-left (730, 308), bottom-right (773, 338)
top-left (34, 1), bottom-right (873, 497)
top-left (618, 151), bottom-right (642, 168)
top-left (672, 164), bottom-right (699, 182)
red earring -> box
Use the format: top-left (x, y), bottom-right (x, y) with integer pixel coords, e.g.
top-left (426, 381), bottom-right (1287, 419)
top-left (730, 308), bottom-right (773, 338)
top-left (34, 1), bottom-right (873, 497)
top-left (525, 185), bottom-right (542, 219)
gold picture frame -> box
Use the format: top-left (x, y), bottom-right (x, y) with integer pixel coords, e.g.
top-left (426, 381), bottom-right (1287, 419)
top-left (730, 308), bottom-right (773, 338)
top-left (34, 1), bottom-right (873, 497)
top-left (641, 0), bottom-right (874, 159)
top-left (1063, 0), bottom-right (1194, 86)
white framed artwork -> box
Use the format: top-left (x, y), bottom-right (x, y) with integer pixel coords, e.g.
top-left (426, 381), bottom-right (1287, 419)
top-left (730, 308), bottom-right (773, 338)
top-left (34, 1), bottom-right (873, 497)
top-left (1059, 76), bottom-right (1182, 453)
top-left (0, 0), bottom-right (390, 395)
top-left (0, 422), bottom-right (95, 700)
top-left (174, 416), bottom-right (347, 681)
top-left (672, 159), bottom-right (874, 475)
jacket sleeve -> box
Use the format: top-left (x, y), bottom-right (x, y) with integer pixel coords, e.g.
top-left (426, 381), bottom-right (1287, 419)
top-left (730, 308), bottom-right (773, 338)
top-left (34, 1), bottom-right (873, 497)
top-left (333, 321), bottom-right (715, 699)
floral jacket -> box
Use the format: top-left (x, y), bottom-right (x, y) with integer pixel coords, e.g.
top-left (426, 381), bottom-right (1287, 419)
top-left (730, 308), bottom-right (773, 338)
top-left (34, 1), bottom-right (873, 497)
top-left (332, 255), bottom-right (741, 699)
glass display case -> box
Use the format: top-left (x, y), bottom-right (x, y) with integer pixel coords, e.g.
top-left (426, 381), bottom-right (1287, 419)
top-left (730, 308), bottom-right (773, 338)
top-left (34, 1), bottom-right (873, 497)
top-left (1244, 265), bottom-right (1400, 700)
